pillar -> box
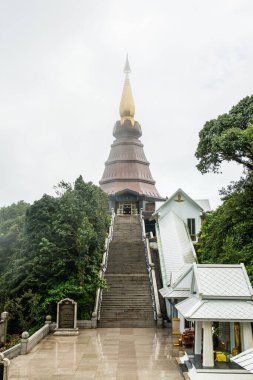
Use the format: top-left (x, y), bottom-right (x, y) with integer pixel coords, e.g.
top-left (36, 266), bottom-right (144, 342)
top-left (230, 322), bottom-right (235, 352)
top-left (0, 353), bottom-right (10, 380)
top-left (179, 313), bottom-right (185, 333)
top-left (202, 321), bottom-right (214, 367)
top-left (172, 318), bottom-right (181, 335)
top-left (0, 312), bottom-right (8, 345)
top-left (194, 321), bottom-right (202, 355)
top-left (241, 322), bottom-right (253, 351)
top-left (20, 331), bottom-right (30, 355)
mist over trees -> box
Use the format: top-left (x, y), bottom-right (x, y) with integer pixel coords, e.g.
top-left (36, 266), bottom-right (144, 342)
top-left (195, 95), bottom-right (253, 282)
top-left (0, 176), bottom-right (109, 333)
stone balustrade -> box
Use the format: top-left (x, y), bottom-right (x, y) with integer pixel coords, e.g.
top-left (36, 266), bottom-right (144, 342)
top-left (2, 344), bottom-right (21, 360)
top-left (2, 315), bottom-right (54, 360)
top-left (140, 210), bottom-right (163, 327)
top-left (93, 208), bottom-right (115, 323)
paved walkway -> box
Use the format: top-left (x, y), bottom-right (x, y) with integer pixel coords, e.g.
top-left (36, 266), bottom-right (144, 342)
top-left (9, 328), bottom-right (185, 380)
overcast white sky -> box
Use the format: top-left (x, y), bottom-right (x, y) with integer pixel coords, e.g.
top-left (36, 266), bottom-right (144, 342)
top-left (1, 0), bottom-right (253, 209)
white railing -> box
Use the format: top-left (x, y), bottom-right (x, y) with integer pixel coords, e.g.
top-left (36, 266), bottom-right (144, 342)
top-left (2, 343), bottom-right (21, 360)
top-left (139, 209), bottom-right (161, 322)
top-left (26, 324), bottom-right (49, 353)
top-left (2, 317), bottom-right (54, 360)
top-left (93, 209), bottom-right (115, 321)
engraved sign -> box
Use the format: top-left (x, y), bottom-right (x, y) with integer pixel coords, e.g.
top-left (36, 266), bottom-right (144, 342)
top-left (54, 298), bottom-right (78, 335)
top-left (59, 301), bottom-right (74, 329)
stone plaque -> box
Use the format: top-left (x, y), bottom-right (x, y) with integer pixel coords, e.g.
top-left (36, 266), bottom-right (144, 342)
top-left (54, 298), bottom-right (79, 335)
top-left (59, 301), bottom-right (74, 329)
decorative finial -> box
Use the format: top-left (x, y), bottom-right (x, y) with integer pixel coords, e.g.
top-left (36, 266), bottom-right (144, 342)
top-left (124, 54), bottom-right (131, 74)
top-left (119, 55), bottom-right (135, 126)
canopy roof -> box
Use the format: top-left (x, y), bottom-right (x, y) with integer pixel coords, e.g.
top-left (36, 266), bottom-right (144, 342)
top-left (174, 263), bottom-right (253, 321)
top-left (176, 297), bottom-right (253, 322)
top-left (193, 263), bottom-right (253, 299)
top-left (232, 348), bottom-right (253, 373)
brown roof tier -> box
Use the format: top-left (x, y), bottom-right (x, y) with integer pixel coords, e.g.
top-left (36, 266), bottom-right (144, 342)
top-left (100, 119), bottom-right (163, 200)
top-left (100, 162), bottom-right (155, 183)
top-left (100, 181), bottom-right (161, 199)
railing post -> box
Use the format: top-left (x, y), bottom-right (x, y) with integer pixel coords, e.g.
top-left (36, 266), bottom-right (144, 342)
top-left (0, 353), bottom-right (10, 380)
top-left (45, 315), bottom-right (55, 333)
top-left (0, 312), bottom-right (8, 346)
top-left (20, 331), bottom-right (29, 355)
top-left (45, 315), bottom-right (52, 326)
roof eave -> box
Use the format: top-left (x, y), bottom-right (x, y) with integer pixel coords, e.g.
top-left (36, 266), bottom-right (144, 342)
top-left (185, 317), bottom-right (253, 322)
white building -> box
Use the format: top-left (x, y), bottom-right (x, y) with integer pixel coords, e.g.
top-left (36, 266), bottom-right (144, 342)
top-left (153, 188), bottom-right (253, 374)
top-left (176, 263), bottom-right (253, 369)
top-left (154, 188), bottom-right (210, 332)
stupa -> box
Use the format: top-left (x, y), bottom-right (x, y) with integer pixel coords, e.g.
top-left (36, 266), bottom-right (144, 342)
top-left (100, 56), bottom-right (164, 217)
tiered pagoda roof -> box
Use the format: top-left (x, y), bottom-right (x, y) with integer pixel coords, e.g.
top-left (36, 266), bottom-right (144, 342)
top-left (99, 57), bottom-right (163, 201)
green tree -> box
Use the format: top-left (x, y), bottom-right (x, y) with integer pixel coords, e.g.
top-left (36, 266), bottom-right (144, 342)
top-left (196, 177), bottom-right (253, 281)
top-left (195, 96), bottom-right (253, 283)
top-left (195, 95), bottom-right (253, 173)
top-left (0, 201), bottom-right (29, 275)
top-left (0, 176), bottom-right (109, 331)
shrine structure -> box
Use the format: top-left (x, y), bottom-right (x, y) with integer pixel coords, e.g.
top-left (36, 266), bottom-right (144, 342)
top-left (99, 57), bottom-right (164, 217)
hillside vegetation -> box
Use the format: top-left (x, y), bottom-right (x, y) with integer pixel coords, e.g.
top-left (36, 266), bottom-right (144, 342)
top-left (0, 176), bottom-right (109, 333)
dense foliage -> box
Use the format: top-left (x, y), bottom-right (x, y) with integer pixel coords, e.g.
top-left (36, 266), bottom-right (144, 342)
top-left (0, 201), bottom-right (29, 276)
top-left (195, 95), bottom-right (253, 173)
top-left (195, 176), bottom-right (253, 282)
top-left (195, 96), bottom-right (253, 282)
top-left (0, 176), bottom-right (109, 333)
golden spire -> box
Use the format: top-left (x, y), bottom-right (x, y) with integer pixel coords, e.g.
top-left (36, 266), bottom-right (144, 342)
top-left (119, 55), bottom-right (135, 126)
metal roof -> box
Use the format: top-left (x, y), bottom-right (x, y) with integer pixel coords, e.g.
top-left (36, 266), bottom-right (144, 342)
top-left (194, 264), bottom-right (253, 298)
top-left (156, 211), bottom-right (196, 286)
top-left (194, 199), bottom-right (211, 212)
top-left (232, 348), bottom-right (253, 373)
top-left (176, 297), bottom-right (253, 321)
top-left (159, 287), bottom-right (190, 298)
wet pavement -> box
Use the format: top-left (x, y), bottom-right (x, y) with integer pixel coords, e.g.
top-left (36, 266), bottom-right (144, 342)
top-left (9, 328), bottom-right (184, 380)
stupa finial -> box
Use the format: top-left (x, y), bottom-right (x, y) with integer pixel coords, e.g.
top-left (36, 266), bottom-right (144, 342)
top-left (124, 54), bottom-right (131, 73)
top-left (119, 55), bottom-right (135, 126)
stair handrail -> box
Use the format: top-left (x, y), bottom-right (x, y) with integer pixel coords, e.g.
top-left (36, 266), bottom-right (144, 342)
top-left (139, 209), bottom-right (162, 322)
top-left (93, 208), bottom-right (115, 322)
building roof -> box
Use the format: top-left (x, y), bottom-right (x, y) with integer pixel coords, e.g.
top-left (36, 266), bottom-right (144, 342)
top-left (176, 297), bottom-right (253, 322)
top-left (194, 263), bottom-right (253, 298)
top-left (159, 264), bottom-right (193, 298)
top-left (175, 263), bottom-right (253, 321)
top-left (155, 188), bottom-right (205, 215)
top-left (194, 199), bottom-right (211, 212)
top-left (232, 348), bottom-right (253, 373)
top-left (159, 287), bottom-right (190, 298)
top-left (156, 211), bottom-right (196, 286)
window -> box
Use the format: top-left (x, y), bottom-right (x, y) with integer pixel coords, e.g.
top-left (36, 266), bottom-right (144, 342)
top-left (187, 218), bottom-right (196, 241)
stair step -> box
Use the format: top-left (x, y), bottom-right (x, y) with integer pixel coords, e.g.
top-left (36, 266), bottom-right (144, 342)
top-left (99, 215), bottom-right (155, 328)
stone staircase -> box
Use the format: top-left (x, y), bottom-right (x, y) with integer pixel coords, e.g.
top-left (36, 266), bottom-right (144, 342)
top-left (98, 215), bottom-right (156, 327)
